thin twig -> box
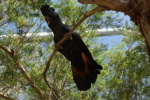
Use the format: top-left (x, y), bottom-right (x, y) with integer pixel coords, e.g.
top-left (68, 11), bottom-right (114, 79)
top-left (0, 0), bottom-right (17, 20)
top-left (59, 75), bottom-right (67, 96)
top-left (43, 48), bottom-right (59, 98)
top-left (43, 5), bottom-right (106, 97)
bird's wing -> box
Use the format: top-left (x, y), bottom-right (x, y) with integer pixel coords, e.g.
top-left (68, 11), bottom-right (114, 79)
top-left (62, 24), bottom-right (93, 59)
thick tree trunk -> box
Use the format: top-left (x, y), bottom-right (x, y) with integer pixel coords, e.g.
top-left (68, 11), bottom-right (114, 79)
top-left (78, 0), bottom-right (150, 57)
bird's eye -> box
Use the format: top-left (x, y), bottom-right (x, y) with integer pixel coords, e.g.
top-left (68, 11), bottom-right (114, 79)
top-left (50, 7), bottom-right (55, 11)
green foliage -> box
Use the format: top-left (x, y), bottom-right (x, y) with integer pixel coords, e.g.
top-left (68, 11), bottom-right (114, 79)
top-left (99, 26), bottom-right (150, 100)
top-left (0, 0), bottom-right (149, 100)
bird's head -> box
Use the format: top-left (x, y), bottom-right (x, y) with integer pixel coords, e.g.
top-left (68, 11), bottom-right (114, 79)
top-left (40, 5), bottom-right (60, 25)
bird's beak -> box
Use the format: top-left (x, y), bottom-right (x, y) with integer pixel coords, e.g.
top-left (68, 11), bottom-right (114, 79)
top-left (45, 16), bottom-right (51, 25)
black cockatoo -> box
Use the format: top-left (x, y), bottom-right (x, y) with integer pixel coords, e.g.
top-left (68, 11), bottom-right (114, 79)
top-left (40, 5), bottom-right (103, 91)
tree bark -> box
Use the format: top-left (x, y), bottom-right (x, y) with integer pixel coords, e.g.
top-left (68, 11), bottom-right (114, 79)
top-left (78, 0), bottom-right (150, 58)
top-left (0, 94), bottom-right (15, 100)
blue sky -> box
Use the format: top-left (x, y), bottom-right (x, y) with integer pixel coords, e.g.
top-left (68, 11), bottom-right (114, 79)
top-left (98, 11), bottom-right (131, 49)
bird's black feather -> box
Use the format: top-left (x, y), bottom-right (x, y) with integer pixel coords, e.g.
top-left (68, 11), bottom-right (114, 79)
top-left (40, 5), bottom-right (103, 91)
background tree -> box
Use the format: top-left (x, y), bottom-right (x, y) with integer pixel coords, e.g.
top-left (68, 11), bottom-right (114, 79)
top-left (99, 26), bottom-right (150, 99)
top-left (0, 0), bottom-right (149, 100)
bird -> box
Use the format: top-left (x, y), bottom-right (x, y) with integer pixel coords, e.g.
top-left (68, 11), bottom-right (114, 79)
top-left (40, 5), bottom-right (103, 91)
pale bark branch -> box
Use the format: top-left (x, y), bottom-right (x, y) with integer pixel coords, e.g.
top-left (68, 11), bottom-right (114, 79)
top-left (78, 0), bottom-right (129, 11)
top-left (0, 94), bottom-right (15, 100)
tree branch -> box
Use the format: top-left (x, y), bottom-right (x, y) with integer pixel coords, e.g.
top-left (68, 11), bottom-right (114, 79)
top-left (78, 0), bottom-right (129, 11)
top-left (43, 49), bottom-right (59, 99)
top-left (0, 44), bottom-right (13, 57)
top-left (0, 94), bottom-right (15, 100)
top-left (0, 44), bottom-right (45, 100)
top-left (42, 5), bottom-right (106, 97)
top-left (14, 61), bottom-right (45, 100)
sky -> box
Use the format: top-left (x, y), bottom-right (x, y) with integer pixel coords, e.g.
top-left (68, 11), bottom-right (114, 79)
top-left (97, 11), bottom-right (131, 49)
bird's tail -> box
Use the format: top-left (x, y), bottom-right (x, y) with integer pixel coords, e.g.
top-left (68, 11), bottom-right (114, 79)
top-left (71, 52), bottom-right (103, 91)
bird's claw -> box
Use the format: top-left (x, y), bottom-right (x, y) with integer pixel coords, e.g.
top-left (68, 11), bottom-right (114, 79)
top-left (55, 44), bottom-right (63, 49)
top-left (64, 33), bottom-right (72, 40)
